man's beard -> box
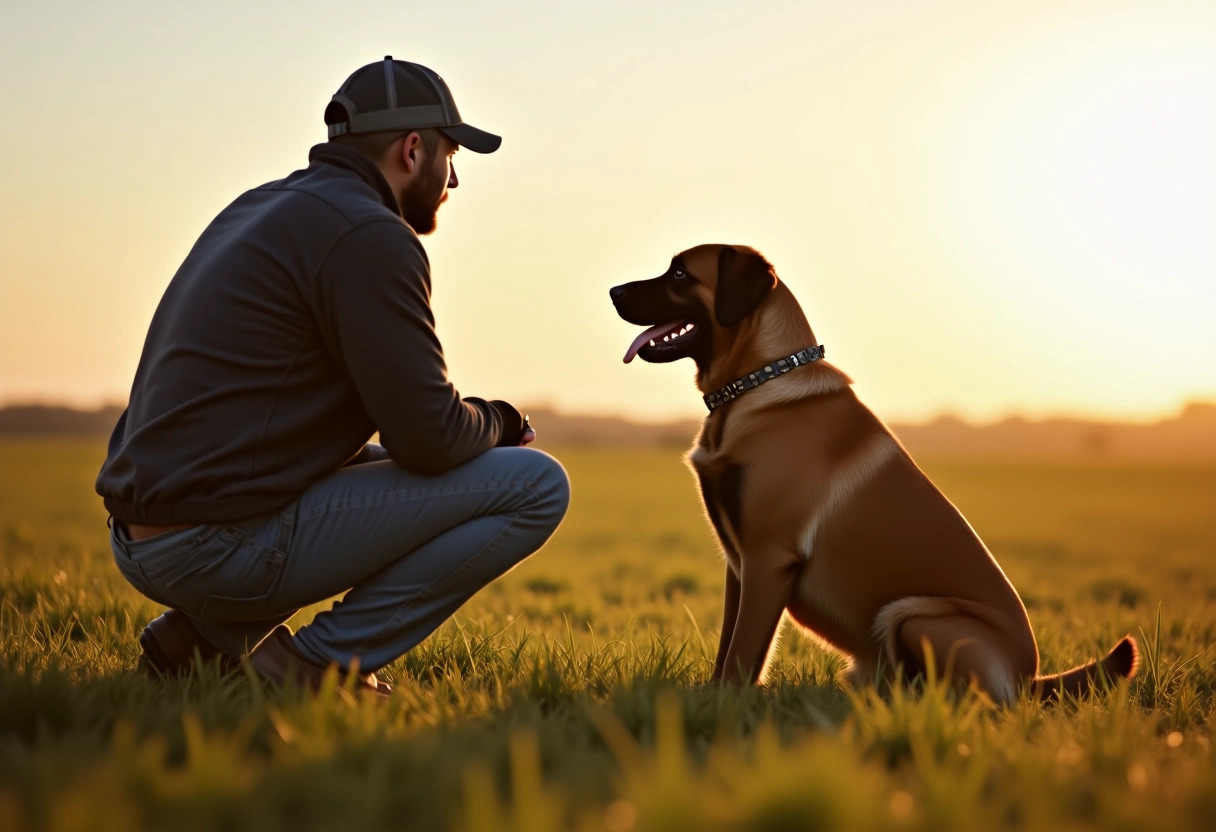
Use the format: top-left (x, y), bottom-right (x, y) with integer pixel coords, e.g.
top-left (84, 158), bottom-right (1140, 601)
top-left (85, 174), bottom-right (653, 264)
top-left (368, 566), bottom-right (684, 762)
top-left (398, 158), bottom-right (448, 235)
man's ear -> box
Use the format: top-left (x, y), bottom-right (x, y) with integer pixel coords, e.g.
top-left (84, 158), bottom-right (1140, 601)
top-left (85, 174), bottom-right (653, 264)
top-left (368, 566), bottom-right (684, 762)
top-left (399, 132), bottom-right (422, 174)
top-left (715, 246), bottom-right (777, 327)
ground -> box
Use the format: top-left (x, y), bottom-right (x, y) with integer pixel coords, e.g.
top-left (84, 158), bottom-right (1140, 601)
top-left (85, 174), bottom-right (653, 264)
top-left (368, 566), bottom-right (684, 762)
top-left (0, 439), bottom-right (1213, 831)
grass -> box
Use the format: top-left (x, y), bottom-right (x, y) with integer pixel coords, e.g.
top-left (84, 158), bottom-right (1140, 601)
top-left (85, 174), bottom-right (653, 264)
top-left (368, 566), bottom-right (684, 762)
top-left (0, 438), bottom-right (1213, 830)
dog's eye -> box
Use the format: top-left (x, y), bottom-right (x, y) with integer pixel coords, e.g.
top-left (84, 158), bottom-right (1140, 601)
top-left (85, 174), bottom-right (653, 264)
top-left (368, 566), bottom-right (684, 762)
top-left (673, 266), bottom-right (686, 279)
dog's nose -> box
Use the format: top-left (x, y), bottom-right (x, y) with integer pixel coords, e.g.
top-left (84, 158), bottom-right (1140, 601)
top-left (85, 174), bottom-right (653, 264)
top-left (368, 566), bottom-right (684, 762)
top-left (609, 285), bottom-right (625, 301)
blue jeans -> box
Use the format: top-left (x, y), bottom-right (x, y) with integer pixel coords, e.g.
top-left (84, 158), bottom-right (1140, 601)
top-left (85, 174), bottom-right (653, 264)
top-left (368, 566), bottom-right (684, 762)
top-left (110, 446), bottom-right (570, 672)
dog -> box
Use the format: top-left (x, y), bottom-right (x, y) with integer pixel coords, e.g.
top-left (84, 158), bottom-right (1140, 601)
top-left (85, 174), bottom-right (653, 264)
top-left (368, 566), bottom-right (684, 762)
top-left (610, 244), bottom-right (1137, 703)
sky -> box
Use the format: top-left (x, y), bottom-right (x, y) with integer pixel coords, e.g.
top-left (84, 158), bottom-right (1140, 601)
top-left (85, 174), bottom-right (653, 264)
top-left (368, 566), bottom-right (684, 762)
top-left (1, 0), bottom-right (1213, 425)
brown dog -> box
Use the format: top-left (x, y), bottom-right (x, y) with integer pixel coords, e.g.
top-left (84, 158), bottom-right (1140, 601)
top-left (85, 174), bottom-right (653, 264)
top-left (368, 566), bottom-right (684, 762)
top-left (610, 244), bottom-right (1137, 703)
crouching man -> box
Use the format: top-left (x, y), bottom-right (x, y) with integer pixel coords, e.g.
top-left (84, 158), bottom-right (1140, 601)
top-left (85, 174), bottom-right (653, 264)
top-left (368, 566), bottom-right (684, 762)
top-left (95, 57), bottom-right (569, 694)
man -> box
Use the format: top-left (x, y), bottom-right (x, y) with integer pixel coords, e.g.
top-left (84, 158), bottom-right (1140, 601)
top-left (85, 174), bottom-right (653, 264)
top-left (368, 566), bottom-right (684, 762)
top-left (96, 57), bottom-right (569, 694)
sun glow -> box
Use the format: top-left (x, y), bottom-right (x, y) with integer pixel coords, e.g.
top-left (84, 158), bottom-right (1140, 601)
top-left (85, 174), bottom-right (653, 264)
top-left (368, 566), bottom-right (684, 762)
top-left (939, 13), bottom-right (1216, 420)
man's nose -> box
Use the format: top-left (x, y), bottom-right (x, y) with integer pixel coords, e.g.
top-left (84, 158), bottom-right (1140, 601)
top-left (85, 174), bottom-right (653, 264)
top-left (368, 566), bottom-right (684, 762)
top-left (609, 285), bottom-right (625, 301)
top-left (448, 163), bottom-right (458, 189)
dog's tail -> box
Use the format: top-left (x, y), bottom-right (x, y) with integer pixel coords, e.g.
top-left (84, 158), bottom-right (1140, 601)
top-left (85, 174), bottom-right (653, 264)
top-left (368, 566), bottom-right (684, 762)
top-left (1032, 636), bottom-right (1139, 702)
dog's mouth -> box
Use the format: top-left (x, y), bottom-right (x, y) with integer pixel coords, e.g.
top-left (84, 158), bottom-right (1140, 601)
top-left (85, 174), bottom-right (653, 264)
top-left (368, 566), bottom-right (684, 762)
top-left (623, 319), bottom-right (699, 364)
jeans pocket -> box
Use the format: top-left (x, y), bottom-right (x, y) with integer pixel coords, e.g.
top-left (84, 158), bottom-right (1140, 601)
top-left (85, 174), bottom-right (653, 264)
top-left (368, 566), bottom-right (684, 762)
top-left (134, 527), bottom-right (224, 582)
top-left (139, 525), bottom-right (286, 622)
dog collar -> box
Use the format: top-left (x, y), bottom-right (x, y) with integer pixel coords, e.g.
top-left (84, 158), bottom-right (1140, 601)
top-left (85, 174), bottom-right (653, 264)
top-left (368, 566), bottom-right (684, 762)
top-left (703, 345), bottom-right (827, 412)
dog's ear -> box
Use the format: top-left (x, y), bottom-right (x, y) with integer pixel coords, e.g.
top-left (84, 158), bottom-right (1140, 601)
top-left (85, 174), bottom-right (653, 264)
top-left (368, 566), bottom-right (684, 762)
top-left (715, 247), bottom-right (777, 328)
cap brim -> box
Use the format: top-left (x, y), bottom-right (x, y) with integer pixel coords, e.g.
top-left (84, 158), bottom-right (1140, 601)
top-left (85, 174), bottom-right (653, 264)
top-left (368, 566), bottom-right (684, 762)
top-left (439, 123), bottom-right (502, 154)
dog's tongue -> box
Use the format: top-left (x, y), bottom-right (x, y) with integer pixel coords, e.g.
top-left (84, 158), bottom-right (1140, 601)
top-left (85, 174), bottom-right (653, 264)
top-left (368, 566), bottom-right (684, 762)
top-left (623, 320), bottom-right (684, 364)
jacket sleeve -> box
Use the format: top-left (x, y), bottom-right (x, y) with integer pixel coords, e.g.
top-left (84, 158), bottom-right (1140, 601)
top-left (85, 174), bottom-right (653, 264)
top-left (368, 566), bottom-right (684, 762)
top-left (315, 219), bottom-right (504, 474)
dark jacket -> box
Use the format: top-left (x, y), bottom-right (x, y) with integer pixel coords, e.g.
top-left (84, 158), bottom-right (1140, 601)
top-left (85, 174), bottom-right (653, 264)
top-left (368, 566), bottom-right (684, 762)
top-left (96, 143), bottom-right (517, 525)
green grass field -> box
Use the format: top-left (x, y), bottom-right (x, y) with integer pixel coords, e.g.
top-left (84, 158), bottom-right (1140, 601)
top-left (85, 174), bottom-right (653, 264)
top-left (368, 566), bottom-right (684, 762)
top-left (1, 439), bottom-right (1213, 831)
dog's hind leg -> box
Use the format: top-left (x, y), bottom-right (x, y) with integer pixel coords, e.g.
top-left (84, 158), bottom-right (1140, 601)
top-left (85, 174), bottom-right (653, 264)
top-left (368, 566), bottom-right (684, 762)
top-left (874, 597), bottom-right (1033, 705)
top-left (899, 615), bottom-right (1018, 703)
top-left (843, 657), bottom-right (881, 689)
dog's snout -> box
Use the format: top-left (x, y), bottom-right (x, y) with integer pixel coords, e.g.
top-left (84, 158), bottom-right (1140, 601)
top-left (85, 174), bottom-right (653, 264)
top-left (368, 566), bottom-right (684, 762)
top-left (609, 285), bottom-right (626, 301)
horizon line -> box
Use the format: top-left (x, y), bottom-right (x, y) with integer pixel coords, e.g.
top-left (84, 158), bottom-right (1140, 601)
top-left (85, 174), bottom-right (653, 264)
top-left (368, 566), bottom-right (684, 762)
top-left (1, 396), bottom-right (1212, 431)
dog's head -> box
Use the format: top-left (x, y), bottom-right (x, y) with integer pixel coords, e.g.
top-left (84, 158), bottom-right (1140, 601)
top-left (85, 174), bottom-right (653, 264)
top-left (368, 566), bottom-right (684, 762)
top-left (610, 244), bottom-right (778, 371)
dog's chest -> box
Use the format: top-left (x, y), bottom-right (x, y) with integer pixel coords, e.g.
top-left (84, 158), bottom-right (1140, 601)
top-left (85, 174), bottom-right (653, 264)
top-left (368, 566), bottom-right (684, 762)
top-left (688, 447), bottom-right (747, 569)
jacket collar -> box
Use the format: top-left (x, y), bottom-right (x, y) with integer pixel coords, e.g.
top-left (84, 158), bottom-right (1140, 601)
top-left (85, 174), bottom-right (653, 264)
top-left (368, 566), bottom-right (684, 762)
top-left (308, 143), bottom-right (401, 217)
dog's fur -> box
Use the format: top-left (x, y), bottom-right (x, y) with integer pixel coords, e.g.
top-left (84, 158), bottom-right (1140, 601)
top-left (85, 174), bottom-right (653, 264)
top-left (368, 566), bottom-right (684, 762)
top-left (611, 244), bottom-right (1138, 703)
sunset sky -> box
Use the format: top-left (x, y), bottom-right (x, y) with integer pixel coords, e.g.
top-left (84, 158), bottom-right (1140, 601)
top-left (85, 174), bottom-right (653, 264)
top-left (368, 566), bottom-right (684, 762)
top-left (1, 0), bottom-right (1213, 425)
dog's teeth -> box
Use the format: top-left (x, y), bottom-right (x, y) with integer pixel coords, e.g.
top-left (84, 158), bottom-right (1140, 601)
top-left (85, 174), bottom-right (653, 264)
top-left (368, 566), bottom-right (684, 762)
top-left (649, 340), bottom-right (656, 347)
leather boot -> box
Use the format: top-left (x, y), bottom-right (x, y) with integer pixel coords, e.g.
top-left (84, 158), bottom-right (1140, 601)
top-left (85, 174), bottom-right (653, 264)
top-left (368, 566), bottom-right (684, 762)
top-left (248, 626), bottom-right (391, 696)
top-left (138, 609), bottom-right (241, 676)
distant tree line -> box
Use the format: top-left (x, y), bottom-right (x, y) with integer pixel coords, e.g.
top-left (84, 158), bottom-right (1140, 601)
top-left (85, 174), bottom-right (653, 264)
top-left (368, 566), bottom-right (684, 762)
top-left (0, 402), bottom-right (1212, 460)
top-left (0, 404), bottom-right (124, 435)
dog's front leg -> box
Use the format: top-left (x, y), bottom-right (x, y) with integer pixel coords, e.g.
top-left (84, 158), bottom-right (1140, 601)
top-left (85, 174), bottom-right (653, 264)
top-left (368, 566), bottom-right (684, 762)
top-left (710, 565), bottom-right (741, 681)
top-left (720, 547), bottom-right (800, 685)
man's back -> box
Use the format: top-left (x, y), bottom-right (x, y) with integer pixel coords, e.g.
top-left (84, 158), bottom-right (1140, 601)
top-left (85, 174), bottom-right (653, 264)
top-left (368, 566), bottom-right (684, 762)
top-left (97, 144), bottom-right (502, 525)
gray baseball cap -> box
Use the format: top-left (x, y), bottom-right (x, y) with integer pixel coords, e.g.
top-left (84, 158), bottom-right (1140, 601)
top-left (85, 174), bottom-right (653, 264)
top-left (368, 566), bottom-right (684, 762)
top-left (324, 56), bottom-right (502, 154)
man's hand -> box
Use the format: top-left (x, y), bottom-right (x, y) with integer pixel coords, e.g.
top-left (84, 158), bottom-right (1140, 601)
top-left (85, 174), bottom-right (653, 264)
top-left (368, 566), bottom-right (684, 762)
top-left (489, 400), bottom-right (534, 447)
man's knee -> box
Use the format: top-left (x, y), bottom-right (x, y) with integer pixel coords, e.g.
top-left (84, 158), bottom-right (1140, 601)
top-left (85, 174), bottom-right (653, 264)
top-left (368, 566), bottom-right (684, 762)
top-left (523, 448), bottom-right (570, 526)
top-left (460, 446), bottom-right (569, 532)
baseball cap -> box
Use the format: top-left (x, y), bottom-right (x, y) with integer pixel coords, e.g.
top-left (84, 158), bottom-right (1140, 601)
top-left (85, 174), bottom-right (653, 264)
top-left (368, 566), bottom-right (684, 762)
top-left (325, 56), bottom-right (502, 154)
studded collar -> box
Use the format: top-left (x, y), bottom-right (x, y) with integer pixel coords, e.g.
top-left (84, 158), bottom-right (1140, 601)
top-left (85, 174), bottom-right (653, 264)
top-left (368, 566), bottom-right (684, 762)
top-left (703, 345), bottom-right (827, 412)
